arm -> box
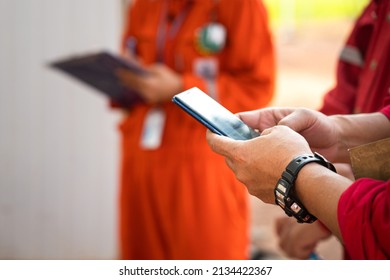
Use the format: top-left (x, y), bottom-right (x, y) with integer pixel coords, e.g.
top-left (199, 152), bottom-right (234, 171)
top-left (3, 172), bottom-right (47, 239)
top-left (330, 112), bottom-right (390, 162)
top-left (319, 1), bottom-right (375, 115)
top-left (206, 107), bottom-right (390, 243)
top-left (293, 163), bottom-right (352, 241)
top-left (275, 218), bottom-right (331, 259)
top-left (206, 125), bottom-right (352, 241)
top-left (117, 0), bottom-right (183, 105)
top-left (338, 179), bottom-right (390, 259)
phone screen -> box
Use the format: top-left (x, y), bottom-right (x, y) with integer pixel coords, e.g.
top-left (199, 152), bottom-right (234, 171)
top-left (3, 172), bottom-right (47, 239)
top-left (172, 87), bottom-right (260, 140)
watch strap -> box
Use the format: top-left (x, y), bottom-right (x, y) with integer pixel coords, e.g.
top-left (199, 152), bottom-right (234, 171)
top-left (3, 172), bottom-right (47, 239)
top-left (274, 152), bottom-right (336, 223)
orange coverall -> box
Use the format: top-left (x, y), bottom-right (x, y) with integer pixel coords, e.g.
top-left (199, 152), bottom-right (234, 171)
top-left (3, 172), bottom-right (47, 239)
top-left (118, 0), bottom-right (275, 259)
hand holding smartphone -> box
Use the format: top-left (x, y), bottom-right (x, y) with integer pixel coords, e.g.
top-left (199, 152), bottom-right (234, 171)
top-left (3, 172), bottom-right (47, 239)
top-left (172, 87), bottom-right (260, 140)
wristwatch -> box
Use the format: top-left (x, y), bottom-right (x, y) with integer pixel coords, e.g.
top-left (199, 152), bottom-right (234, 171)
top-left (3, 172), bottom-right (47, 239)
top-left (274, 152), bottom-right (336, 223)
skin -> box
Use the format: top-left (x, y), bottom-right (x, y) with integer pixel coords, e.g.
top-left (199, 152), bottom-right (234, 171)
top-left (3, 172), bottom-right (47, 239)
top-left (276, 161), bottom-right (354, 260)
top-left (206, 107), bottom-right (390, 241)
top-left (117, 63), bottom-right (183, 105)
top-left (275, 218), bottom-right (331, 259)
top-left (116, 50), bottom-right (183, 105)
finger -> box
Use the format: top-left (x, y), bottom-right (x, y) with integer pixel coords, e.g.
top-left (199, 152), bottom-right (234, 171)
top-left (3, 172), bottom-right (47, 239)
top-left (239, 107), bottom-right (296, 131)
top-left (116, 69), bottom-right (141, 89)
top-left (259, 127), bottom-right (273, 136)
top-left (297, 244), bottom-right (316, 260)
top-left (146, 63), bottom-right (167, 74)
top-left (206, 129), bottom-right (238, 158)
top-left (278, 111), bottom-right (303, 131)
top-left (277, 223), bottom-right (290, 254)
top-left (275, 216), bottom-right (290, 236)
top-left (278, 108), bottom-right (319, 133)
top-left (236, 109), bottom-right (262, 128)
top-left (122, 51), bottom-right (139, 64)
top-left (259, 125), bottom-right (288, 136)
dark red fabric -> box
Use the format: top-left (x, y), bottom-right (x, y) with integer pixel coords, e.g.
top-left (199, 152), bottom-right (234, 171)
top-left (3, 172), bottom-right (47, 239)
top-left (320, 0), bottom-right (390, 115)
top-left (381, 104), bottom-right (390, 118)
top-left (338, 178), bottom-right (390, 259)
top-left (338, 104), bottom-right (389, 259)
top-left (324, 0), bottom-right (390, 259)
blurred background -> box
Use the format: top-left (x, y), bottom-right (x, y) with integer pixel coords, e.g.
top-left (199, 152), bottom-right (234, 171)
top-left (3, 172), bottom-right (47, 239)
top-left (0, 0), bottom-right (368, 259)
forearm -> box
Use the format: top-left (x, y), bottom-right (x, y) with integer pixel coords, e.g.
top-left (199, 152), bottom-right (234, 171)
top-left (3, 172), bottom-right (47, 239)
top-left (294, 163), bottom-right (353, 241)
top-left (330, 112), bottom-right (390, 163)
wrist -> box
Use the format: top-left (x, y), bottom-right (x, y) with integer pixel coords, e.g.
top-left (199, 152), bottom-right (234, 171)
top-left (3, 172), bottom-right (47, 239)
top-left (294, 162), bottom-right (352, 240)
top-left (315, 220), bottom-right (332, 237)
top-left (330, 115), bottom-right (350, 163)
top-left (274, 153), bottom-right (336, 223)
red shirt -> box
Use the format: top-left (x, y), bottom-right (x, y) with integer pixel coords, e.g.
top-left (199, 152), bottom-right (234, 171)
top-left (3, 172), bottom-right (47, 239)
top-left (320, 0), bottom-right (390, 115)
top-left (338, 179), bottom-right (390, 259)
top-left (338, 105), bottom-right (390, 259)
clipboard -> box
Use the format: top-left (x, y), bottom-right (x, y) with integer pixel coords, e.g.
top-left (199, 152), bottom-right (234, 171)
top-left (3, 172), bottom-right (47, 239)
top-left (49, 51), bottom-right (148, 107)
top-left (349, 138), bottom-right (390, 180)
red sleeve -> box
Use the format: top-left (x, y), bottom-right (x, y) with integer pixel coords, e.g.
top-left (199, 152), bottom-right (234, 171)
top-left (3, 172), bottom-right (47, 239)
top-left (380, 104), bottom-right (390, 119)
top-left (338, 178), bottom-right (390, 259)
top-left (319, 1), bottom-right (375, 115)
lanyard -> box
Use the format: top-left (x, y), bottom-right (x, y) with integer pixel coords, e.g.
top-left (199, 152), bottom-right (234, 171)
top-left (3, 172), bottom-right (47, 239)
top-left (156, 0), bottom-right (194, 63)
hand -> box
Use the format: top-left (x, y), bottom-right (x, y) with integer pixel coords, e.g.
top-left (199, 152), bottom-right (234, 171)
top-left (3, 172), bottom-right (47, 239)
top-left (122, 47), bottom-right (144, 66)
top-left (117, 63), bottom-right (183, 105)
top-left (275, 217), bottom-right (331, 259)
top-left (206, 125), bottom-right (311, 203)
top-left (238, 107), bottom-right (340, 161)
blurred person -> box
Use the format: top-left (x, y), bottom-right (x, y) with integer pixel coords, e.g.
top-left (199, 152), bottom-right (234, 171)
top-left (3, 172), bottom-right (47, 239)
top-left (276, 0), bottom-right (390, 259)
top-left (206, 104), bottom-right (390, 259)
top-left (114, 0), bottom-right (275, 259)
top-left (320, 0), bottom-right (390, 116)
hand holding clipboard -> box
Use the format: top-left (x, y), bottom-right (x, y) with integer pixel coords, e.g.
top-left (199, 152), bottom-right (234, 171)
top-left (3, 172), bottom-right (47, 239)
top-left (49, 51), bottom-right (149, 107)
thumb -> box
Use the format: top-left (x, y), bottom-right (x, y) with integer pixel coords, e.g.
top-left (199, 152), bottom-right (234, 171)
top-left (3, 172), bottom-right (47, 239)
top-left (206, 129), bottom-right (238, 158)
top-left (147, 63), bottom-right (167, 74)
top-left (277, 109), bottom-right (313, 133)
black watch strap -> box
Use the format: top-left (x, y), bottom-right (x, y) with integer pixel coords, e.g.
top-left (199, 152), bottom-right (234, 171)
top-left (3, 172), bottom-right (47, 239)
top-left (274, 152), bottom-right (336, 223)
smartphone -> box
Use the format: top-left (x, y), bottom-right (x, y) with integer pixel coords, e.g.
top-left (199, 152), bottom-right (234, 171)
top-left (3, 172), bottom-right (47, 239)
top-left (172, 87), bottom-right (260, 140)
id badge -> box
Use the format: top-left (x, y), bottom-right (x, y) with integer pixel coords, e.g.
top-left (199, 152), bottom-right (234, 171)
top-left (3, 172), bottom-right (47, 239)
top-left (193, 57), bottom-right (218, 79)
top-left (140, 107), bottom-right (166, 150)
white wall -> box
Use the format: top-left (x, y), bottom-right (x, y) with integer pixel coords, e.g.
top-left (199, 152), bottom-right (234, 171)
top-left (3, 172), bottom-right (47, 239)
top-left (0, 0), bottom-right (123, 259)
